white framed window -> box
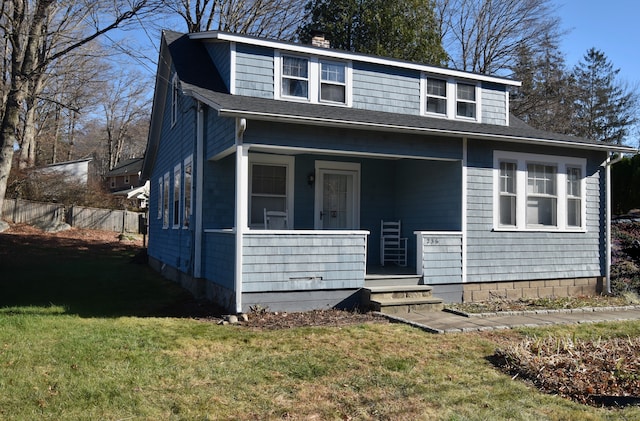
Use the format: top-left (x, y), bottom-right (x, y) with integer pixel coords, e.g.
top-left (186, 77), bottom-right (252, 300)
top-left (493, 151), bottom-right (586, 232)
top-left (276, 53), bottom-right (351, 106)
top-left (426, 78), bottom-right (447, 115)
top-left (163, 172), bottom-right (170, 228)
top-left (281, 55), bottom-right (309, 99)
top-left (157, 177), bottom-right (163, 220)
top-left (320, 60), bottom-right (346, 104)
top-left (498, 161), bottom-right (517, 227)
top-left (183, 155), bottom-right (192, 228)
top-left (171, 73), bottom-right (178, 127)
top-left (248, 154), bottom-right (294, 229)
top-left (173, 164), bottom-right (181, 228)
top-left (567, 166), bottom-right (582, 228)
top-left (456, 83), bottom-right (477, 119)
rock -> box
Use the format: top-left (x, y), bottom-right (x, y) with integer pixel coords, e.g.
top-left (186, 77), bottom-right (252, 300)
top-left (239, 313), bottom-right (249, 322)
top-left (0, 220), bottom-right (9, 233)
top-left (227, 315), bottom-right (238, 324)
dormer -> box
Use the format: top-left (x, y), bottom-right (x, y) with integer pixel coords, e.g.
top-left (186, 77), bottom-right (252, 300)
top-left (190, 31), bottom-right (520, 127)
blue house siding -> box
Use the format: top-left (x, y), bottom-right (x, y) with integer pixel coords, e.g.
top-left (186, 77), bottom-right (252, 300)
top-left (202, 155), bottom-right (236, 230)
top-left (244, 120), bottom-right (463, 160)
top-left (235, 44), bottom-right (274, 98)
top-left (242, 232), bottom-right (367, 292)
top-left (481, 83), bottom-right (508, 125)
top-left (205, 109), bottom-right (235, 159)
top-left (465, 139), bottom-right (606, 283)
top-left (352, 63), bottom-right (421, 115)
top-left (147, 74), bottom-right (197, 275)
top-left (204, 42), bottom-right (231, 91)
top-left (202, 230), bottom-right (235, 290)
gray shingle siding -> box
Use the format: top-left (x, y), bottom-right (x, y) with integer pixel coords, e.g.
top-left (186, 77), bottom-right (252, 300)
top-left (352, 63), bottom-right (421, 114)
top-left (465, 140), bottom-right (606, 283)
top-left (235, 44), bottom-right (274, 98)
top-left (204, 42), bottom-right (231, 91)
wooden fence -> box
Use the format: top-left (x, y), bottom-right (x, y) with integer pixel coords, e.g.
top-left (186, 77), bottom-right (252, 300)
top-left (2, 199), bottom-right (144, 233)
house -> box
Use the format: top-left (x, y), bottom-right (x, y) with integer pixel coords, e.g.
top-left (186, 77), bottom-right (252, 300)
top-left (105, 158), bottom-right (144, 192)
top-left (105, 158), bottom-right (149, 209)
top-left (141, 30), bottom-right (636, 314)
top-left (38, 157), bottom-right (98, 185)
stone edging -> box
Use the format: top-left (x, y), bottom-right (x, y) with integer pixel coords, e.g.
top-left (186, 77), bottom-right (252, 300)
top-left (443, 305), bottom-right (640, 318)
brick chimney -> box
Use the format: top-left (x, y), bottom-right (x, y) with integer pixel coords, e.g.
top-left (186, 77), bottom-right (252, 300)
top-left (310, 30), bottom-right (331, 48)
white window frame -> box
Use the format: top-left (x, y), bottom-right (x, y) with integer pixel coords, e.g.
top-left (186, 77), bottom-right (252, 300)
top-left (171, 73), bottom-right (178, 127)
top-left (279, 54), bottom-right (310, 100)
top-left (493, 151), bottom-right (586, 232)
top-left (157, 177), bottom-right (163, 220)
top-left (183, 155), bottom-right (193, 229)
top-left (420, 75), bottom-right (481, 122)
top-left (275, 52), bottom-right (352, 106)
top-left (173, 164), bottom-right (181, 229)
top-left (248, 154), bottom-right (295, 229)
top-left (456, 82), bottom-right (478, 120)
top-left (162, 172), bottom-right (170, 229)
top-left (425, 77), bottom-right (448, 116)
top-left (319, 59), bottom-right (347, 105)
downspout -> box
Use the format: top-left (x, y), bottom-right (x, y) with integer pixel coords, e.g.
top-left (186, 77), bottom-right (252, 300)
top-left (234, 118), bottom-right (248, 314)
top-left (605, 152), bottom-right (624, 294)
top-left (194, 102), bottom-right (204, 278)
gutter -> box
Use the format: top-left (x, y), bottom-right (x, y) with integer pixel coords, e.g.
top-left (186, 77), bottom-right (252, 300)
top-left (605, 153), bottom-right (625, 294)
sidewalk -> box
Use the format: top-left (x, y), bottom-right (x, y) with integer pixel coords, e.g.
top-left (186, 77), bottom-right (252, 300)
top-left (382, 306), bottom-right (640, 333)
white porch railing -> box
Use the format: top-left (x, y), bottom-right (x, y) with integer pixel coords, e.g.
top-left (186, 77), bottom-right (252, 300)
top-left (415, 231), bottom-right (463, 284)
top-left (242, 230), bottom-right (369, 292)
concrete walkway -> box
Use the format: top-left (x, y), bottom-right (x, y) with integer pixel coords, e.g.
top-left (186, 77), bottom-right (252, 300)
top-left (382, 306), bottom-right (640, 333)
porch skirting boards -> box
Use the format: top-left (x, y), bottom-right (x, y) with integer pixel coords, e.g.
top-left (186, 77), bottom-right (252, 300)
top-left (148, 256), bottom-right (236, 312)
top-left (460, 277), bottom-right (605, 303)
top-left (242, 289), bottom-right (363, 313)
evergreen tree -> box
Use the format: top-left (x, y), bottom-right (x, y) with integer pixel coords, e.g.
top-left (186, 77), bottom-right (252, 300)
top-left (571, 48), bottom-right (637, 144)
top-left (298, 0), bottom-right (447, 65)
top-left (511, 33), bottom-right (575, 134)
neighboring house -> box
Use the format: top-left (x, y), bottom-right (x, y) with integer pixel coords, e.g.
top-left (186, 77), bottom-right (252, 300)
top-left (39, 157), bottom-right (97, 185)
top-left (141, 30), bottom-right (636, 313)
top-left (106, 158), bottom-right (148, 209)
top-left (105, 158), bottom-right (143, 192)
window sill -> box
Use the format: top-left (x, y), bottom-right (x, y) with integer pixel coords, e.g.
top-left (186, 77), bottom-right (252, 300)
top-left (492, 226), bottom-right (587, 234)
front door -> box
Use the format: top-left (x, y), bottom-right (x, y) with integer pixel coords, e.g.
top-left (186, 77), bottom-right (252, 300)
top-left (314, 161), bottom-right (360, 229)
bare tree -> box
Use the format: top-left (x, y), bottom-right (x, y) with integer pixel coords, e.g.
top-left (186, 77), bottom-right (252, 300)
top-left (102, 71), bottom-right (150, 170)
top-left (435, 0), bottom-right (561, 75)
top-left (0, 0), bottom-right (158, 215)
top-left (162, 0), bottom-right (306, 38)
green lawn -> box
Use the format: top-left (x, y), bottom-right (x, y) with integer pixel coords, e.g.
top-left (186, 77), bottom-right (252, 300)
top-left (1, 231), bottom-right (639, 420)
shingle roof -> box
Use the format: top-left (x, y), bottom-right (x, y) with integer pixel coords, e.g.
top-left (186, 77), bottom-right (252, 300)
top-left (106, 158), bottom-right (143, 177)
top-left (164, 30), bottom-right (636, 154)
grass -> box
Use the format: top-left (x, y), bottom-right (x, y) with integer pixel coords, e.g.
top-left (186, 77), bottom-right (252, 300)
top-left (2, 231), bottom-right (640, 419)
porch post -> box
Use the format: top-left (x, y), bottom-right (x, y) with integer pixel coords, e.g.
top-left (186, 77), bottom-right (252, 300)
top-left (461, 137), bottom-right (468, 283)
top-left (234, 118), bottom-right (248, 313)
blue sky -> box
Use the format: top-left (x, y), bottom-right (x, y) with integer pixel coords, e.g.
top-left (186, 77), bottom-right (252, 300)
top-left (556, 0), bottom-right (639, 86)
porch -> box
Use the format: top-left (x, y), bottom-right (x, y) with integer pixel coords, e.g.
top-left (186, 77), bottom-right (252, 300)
top-left (239, 230), bottom-right (463, 313)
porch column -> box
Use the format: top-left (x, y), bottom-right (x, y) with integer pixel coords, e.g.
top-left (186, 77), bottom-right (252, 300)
top-left (234, 118), bottom-right (248, 313)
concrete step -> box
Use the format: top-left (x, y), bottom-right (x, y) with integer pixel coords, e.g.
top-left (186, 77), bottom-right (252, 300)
top-left (370, 297), bottom-right (445, 315)
top-left (367, 285), bottom-right (434, 300)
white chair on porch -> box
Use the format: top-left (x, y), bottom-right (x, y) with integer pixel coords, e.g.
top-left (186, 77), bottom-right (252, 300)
top-left (380, 220), bottom-right (407, 266)
top-left (264, 208), bottom-right (288, 229)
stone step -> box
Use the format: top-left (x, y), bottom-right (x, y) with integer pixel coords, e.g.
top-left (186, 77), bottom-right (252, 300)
top-left (364, 274), bottom-right (422, 287)
top-left (367, 285), bottom-right (434, 300)
top-left (370, 297), bottom-right (444, 315)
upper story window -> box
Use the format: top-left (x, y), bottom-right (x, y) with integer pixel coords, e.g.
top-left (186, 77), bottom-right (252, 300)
top-left (281, 56), bottom-right (309, 98)
top-left (276, 53), bottom-right (350, 106)
top-left (456, 83), bottom-right (476, 119)
top-left (493, 151), bottom-right (586, 232)
top-left (320, 61), bottom-right (346, 103)
top-left (426, 78), bottom-right (447, 115)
